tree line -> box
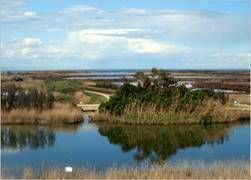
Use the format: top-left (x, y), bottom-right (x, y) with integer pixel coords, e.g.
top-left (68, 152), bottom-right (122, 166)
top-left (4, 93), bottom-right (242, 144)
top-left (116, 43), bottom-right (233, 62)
top-left (1, 83), bottom-right (54, 111)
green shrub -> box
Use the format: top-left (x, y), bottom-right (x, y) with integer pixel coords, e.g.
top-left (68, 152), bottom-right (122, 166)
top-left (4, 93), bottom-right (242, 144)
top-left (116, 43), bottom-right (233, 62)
top-left (99, 69), bottom-right (227, 119)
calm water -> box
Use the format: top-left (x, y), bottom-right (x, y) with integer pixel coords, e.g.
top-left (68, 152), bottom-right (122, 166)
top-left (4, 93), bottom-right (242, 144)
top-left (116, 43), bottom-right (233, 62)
top-left (1, 122), bottom-right (250, 176)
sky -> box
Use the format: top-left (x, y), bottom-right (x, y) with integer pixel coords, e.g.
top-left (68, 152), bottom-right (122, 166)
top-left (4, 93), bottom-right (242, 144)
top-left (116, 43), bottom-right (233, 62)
top-left (1, 0), bottom-right (251, 70)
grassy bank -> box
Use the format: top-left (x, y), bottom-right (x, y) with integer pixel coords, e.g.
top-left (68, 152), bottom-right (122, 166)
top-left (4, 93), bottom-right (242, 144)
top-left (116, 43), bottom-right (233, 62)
top-left (93, 110), bottom-right (249, 125)
top-left (94, 101), bottom-right (249, 125)
top-left (1, 103), bottom-right (83, 124)
top-left (2, 161), bottom-right (249, 179)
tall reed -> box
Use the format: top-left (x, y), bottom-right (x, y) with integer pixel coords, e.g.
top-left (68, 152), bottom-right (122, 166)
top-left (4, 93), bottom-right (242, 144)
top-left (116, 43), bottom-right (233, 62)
top-left (3, 161), bottom-right (248, 179)
top-left (93, 98), bottom-right (247, 125)
top-left (1, 103), bottom-right (83, 124)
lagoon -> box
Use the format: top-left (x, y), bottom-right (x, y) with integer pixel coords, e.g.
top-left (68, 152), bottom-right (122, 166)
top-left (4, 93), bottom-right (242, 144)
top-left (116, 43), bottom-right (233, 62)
top-left (1, 122), bottom-right (250, 177)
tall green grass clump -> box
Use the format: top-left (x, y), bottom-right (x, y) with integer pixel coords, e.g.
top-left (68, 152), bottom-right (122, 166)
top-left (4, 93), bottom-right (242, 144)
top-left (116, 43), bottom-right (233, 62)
top-left (96, 68), bottom-right (237, 124)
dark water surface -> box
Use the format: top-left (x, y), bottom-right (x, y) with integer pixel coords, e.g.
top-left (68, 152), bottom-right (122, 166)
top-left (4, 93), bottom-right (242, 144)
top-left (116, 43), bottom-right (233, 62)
top-left (1, 122), bottom-right (250, 176)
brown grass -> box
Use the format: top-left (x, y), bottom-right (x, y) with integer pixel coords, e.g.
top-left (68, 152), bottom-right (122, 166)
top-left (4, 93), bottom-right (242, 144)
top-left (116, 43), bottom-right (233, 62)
top-left (74, 91), bottom-right (90, 104)
top-left (1, 103), bottom-right (83, 124)
top-left (1, 78), bottom-right (44, 91)
top-left (4, 161), bottom-right (248, 179)
top-left (229, 93), bottom-right (250, 105)
top-left (94, 99), bottom-right (249, 125)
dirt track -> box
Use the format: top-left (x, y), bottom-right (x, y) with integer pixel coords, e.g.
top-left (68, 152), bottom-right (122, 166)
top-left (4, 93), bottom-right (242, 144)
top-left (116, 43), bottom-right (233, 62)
top-left (84, 90), bottom-right (111, 100)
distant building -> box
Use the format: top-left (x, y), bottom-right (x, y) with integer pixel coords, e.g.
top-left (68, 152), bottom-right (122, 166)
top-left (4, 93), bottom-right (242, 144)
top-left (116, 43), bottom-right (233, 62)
top-left (177, 81), bottom-right (194, 89)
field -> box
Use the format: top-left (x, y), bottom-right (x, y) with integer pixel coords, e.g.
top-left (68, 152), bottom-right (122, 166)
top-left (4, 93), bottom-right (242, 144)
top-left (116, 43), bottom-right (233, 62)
top-left (2, 69), bottom-right (249, 92)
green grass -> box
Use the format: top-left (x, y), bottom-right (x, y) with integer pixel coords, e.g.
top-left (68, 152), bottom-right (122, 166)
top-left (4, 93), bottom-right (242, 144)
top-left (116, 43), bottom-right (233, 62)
top-left (44, 80), bottom-right (111, 104)
top-left (45, 80), bottom-right (83, 94)
top-left (56, 94), bottom-right (75, 104)
top-left (84, 91), bottom-right (107, 104)
top-left (82, 85), bottom-right (115, 94)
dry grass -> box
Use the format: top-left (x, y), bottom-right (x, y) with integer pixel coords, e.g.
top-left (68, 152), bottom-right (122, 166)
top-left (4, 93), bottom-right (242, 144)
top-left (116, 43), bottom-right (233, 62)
top-left (74, 91), bottom-right (91, 104)
top-left (1, 78), bottom-right (44, 91)
top-left (1, 103), bottom-right (83, 124)
top-left (229, 93), bottom-right (250, 105)
top-left (94, 99), bottom-right (249, 125)
top-left (7, 161), bottom-right (249, 179)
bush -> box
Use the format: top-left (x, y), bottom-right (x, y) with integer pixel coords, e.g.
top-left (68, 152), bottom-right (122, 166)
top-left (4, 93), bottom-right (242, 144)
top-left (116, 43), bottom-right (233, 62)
top-left (99, 69), bottom-right (228, 119)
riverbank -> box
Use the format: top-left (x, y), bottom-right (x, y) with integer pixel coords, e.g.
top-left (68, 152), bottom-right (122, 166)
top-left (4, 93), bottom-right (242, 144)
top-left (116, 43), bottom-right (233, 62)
top-left (1, 103), bottom-right (83, 124)
top-left (2, 161), bottom-right (249, 179)
top-left (93, 108), bottom-right (249, 125)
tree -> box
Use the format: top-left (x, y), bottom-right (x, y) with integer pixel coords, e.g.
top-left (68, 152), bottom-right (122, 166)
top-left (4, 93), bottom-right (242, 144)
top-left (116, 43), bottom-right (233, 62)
top-left (151, 68), bottom-right (158, 77)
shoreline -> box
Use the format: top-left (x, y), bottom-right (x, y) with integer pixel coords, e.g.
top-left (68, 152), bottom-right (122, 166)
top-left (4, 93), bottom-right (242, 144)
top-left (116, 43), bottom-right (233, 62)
top-left (2, 161), bottom-right (250, 179)
top-left (91, 110), bottom-right (250, 125)
top-left (1, 104), bottom-right (83, 125)
top-left (1, 110), bottom-right (249, 125)
top-left (91, 118), bottom-right (250, 126)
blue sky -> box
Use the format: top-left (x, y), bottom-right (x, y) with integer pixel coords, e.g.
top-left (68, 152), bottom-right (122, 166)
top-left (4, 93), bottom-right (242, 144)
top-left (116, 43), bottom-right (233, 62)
top-left (1, 0), bottom-right (250, 70)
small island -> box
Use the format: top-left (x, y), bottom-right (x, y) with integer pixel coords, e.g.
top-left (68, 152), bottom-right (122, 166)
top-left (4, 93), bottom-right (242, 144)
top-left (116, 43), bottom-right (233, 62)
top-left (95, 68), bottom-right (249, 125)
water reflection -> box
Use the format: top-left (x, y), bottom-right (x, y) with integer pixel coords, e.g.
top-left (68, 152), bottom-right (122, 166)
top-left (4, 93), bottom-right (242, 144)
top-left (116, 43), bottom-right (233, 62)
top-left (98, 124), bottom-right (231, 163)
top-left (1, 125), bottom-right (81, 150)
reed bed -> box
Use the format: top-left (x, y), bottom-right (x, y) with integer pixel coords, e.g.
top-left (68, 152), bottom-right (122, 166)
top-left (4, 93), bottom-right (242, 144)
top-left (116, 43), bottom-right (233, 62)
top-left (94, 100), bottom-right (249, 125)
top-left (1, 103), bottom-right (83, 124)
top-left (2, 161), bottom-right (249, 179)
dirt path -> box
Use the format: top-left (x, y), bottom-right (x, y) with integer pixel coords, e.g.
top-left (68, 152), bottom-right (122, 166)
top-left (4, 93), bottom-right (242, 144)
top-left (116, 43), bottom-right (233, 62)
top-left (84, 90), bottom-right (111, 100)
top-left (76, 90), bottom-right (112, 112)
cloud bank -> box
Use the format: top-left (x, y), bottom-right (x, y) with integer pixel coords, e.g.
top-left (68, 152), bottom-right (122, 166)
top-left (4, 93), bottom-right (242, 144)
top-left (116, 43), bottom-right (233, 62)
top-left (1, 1), bottom-right (250, 70)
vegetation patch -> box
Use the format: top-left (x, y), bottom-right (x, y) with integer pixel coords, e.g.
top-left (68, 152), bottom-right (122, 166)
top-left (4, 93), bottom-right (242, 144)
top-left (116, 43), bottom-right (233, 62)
top-left (1, 83), bottom-right (82, 124)
top-left (1, 103), bottom-right (83, 124)
top-left (44, 80), bottom-right (112, 104)
top-left (96, 69), bottom-right (246, 124)
top-left (2, 161), bottom-right (249, 179)
top-left (84, 91), bottom-right (107, 104)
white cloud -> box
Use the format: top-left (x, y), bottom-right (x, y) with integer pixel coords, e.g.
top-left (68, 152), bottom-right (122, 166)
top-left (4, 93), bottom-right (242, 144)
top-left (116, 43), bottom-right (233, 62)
top-left (1, 3), bottom-right (250, 69)
top-left (23, 11), bottom-right (37, 17)
top-left (0, 0), bottom-right (25, 9)
top-left (121, 8), bottom-right (147, 15)
top-left (75, 28), bottom-right (145, 36)
top-left (2, 38), bottom-right (73, 60)
top-left (22, 38), bottom-right (42, 46)
top-left (62, 5), bottom-right (97, 14)
top-left (67, 29), bottom-right (188, 59)
top-left (127, 38), bottom-right (183, 54)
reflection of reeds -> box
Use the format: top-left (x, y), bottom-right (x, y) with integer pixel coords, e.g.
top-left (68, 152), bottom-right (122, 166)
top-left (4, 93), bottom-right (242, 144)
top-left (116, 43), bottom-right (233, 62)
top-left (2, 161), bottom-right (249, 179)
top-left (1, 103), bottom-right (83, 124)
top-left (94, 99), bottom-right (249, 125)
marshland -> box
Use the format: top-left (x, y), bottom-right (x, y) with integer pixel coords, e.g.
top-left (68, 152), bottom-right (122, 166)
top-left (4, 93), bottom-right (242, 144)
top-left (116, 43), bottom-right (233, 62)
top-left (1, 69), bottom-right (250, 179)
top-left (2, 0), bottom-right (251, 178)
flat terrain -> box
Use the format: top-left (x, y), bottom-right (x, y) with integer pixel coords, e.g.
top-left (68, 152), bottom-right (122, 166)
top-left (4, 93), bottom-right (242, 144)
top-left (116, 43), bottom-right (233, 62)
top-left (1, 70), bottom-right (249, 115)
top-left (2, 69), bottom-right (249, 93)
